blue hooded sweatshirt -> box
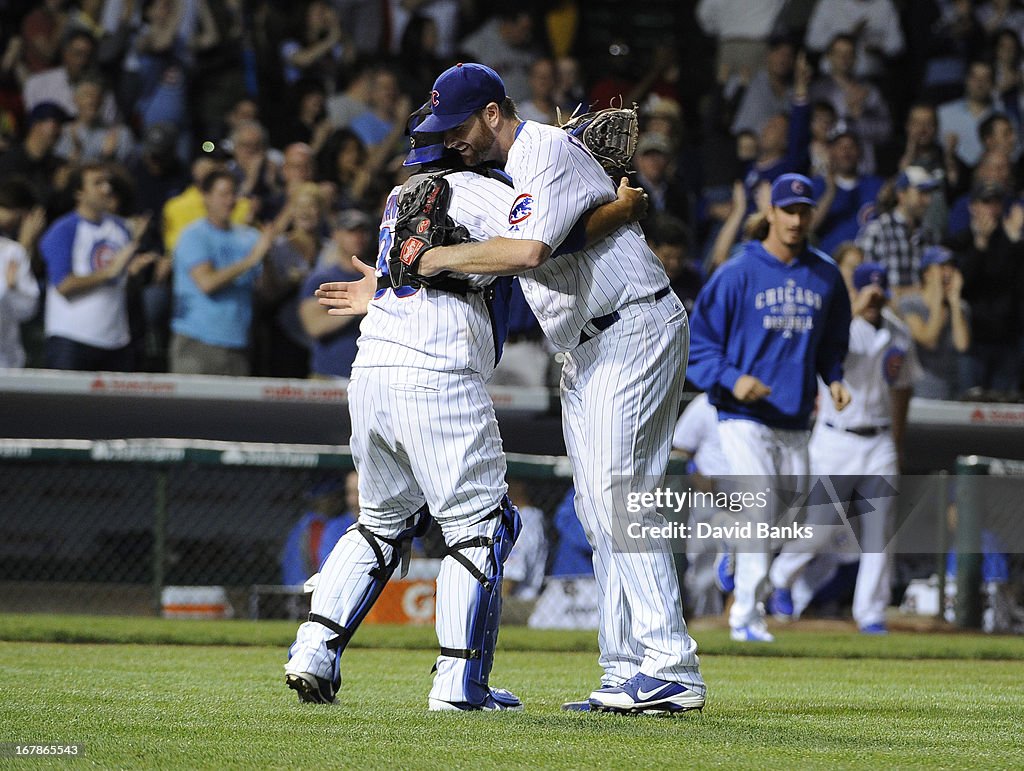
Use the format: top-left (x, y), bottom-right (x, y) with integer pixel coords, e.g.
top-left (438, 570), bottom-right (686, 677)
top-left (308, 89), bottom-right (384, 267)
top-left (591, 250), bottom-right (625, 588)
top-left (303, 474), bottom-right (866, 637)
top-left (688, 239), bottom-right (851, 430)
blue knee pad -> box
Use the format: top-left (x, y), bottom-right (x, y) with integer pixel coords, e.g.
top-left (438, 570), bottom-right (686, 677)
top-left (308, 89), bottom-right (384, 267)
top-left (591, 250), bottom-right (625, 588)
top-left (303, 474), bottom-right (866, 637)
top-left (308, 506), bottom-right (433, 662)
top-left (440, 495), bottom-right (522, 704)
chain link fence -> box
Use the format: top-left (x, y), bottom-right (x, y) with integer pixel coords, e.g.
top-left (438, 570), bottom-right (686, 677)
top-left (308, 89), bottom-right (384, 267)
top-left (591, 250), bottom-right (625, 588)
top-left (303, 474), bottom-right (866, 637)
top-left (3, 440), bottom-right (1021, 631)
top-left (0, 440), bottom-right (582, 622)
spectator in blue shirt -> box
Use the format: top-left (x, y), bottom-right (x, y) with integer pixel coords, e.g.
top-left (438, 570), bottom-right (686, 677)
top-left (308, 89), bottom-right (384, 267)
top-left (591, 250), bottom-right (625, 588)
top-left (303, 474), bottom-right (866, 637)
top-left (170, 169), bottom-right (277, 375)
top-left (811, 126), bottom-right (884, 255)
top-left (298, 208), bottom-right (371, 378)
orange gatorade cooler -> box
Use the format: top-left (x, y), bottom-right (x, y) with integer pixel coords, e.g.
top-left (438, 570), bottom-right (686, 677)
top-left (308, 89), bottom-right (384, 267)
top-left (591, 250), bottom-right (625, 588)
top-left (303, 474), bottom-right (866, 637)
top-left (364, 559), bottom-right (440, 625)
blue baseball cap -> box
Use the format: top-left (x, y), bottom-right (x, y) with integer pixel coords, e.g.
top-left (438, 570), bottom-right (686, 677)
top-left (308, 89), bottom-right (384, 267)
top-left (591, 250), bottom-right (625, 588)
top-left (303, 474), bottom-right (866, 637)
top-left (771, 173), bottom-right (816, 208)
top-left (852, 261), bottom-right (890, 295)
top-left (416, 62), bottom-right (506, 134)
top-left (919, 245), bottom-right (954, 272)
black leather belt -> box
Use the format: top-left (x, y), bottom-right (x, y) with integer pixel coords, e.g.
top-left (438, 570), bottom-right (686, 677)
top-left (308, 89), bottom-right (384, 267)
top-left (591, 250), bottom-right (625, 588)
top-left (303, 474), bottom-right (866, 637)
top-left (506, 330), bottom-right (543, 344)
top-left (824, 421), bottom-right (890, 437)
top-left (578, 286), bottom-right (671, 345)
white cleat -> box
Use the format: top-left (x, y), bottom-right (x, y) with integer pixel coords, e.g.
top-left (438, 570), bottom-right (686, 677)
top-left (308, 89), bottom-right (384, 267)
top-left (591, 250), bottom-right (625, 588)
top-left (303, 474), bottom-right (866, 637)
top-left (730, 619), bottom-right (775, 643)
top-left (588, 674), bottom-right (705, 715)
top-left (285, 671), bottom-right (338, 704)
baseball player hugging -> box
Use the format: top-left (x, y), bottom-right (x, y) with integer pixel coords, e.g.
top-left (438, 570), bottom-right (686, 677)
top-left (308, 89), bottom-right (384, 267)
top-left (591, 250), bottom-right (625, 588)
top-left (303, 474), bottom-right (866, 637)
top-left (769, 261), bottom-right (920, 633)
top-left (284, 114), bottom-right (526, 712)
top-left (407, 62), bottom-right (706, 715)
top-left (296, 100), bottom-right (646, 711)
top-left (688, 173), bottom-right (852, 643)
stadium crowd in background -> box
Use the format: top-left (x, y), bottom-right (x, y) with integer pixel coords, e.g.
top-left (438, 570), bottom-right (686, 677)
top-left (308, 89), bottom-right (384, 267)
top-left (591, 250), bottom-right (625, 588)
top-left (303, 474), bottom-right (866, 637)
top-left (0, 0), bottom-right (1022, 398)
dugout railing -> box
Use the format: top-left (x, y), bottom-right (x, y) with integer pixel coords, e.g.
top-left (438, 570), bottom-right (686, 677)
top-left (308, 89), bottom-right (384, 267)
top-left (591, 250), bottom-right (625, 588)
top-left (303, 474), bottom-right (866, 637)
top-left (3, 364), bottom-right (1023, 629)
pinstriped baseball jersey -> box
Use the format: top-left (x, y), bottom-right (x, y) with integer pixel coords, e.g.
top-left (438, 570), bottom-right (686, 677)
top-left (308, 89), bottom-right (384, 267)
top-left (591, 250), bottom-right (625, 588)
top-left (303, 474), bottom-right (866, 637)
top-left (814, 307), bottom-right (920, 429)
top-left (353, 172), bottom-right (516, 377)
top-left (503, 121), bottom-right (669, 350)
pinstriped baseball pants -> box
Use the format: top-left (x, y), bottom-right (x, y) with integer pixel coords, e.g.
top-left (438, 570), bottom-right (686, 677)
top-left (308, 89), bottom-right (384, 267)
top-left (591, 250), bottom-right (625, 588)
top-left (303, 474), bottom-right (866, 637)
top-left (560, 292), bottom-right (704, 688)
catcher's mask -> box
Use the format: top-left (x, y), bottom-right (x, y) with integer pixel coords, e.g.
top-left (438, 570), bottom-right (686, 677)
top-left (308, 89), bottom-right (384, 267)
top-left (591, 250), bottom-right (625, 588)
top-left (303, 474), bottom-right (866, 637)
top-left (403, 102), bottom-right (446, 167)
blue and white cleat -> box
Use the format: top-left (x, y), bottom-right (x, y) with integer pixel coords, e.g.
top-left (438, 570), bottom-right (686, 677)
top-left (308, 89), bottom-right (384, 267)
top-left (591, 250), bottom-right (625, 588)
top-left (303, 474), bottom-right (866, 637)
top-left (587, 674), bottom-right (705, 715)
top-left (714, 552), bottom-right (735, 594)
top-left (859, 622), bottom-right (888, 635)
top-left (769, 587), bottom-right (795, 621)
top-left (285, 671), bottom-right (338, 704)
top-left (428, 687), bottom-right (524, 712)
top-left (730, 619), bottom-right (775, 642)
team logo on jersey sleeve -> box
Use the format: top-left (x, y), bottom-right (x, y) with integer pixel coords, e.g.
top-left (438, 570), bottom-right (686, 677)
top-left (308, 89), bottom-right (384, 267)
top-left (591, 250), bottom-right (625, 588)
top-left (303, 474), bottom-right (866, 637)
top-left (509, 194), bottom-right (533, 225)
top-left (882, 346), bottom-right (906, 385)
top-left (858, 202), bottom-right (877, 226)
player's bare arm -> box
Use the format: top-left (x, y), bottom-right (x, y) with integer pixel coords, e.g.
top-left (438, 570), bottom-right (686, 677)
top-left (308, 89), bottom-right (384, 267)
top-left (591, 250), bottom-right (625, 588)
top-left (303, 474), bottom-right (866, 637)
top-left (851, 285), bottom-right (885, 319)
top-left (418, 237), bottom-right (548, 277)
top-left (317, 258), bottom-right (376, 316)
top-left (418, 177), bottom-right (647, 277)
top-left (576, 177), bottom-right (649, 240)
top-left (689, 467), bottom-right (716, 494)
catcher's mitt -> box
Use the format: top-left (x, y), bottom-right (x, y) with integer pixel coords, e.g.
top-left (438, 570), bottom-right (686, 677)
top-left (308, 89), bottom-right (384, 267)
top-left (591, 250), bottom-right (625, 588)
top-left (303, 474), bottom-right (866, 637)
top-left (559, 104), bottom-right (639, 172)
top-left (387, 173), bottom-right (469, 289)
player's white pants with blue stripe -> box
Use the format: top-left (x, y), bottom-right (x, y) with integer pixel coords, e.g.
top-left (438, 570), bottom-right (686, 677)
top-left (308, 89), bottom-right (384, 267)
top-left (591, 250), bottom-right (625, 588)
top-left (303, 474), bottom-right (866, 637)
top-left (769, 424), bottom-right (897, 628)
top-left (561, 292), bottom-right (703, 688)
top-left (718, 419), bottom-right (809, 630)
top-left (288, 365), bottom-right (510, 704)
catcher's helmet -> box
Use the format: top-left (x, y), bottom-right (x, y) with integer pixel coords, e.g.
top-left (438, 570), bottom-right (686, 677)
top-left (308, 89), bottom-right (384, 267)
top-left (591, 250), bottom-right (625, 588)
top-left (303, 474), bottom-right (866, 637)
top-left (403, 102), bottom-right (446, 167)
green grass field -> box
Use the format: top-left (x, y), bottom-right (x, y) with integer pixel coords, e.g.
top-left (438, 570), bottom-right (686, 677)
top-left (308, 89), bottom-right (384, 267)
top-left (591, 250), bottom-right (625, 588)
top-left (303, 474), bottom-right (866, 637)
top-left (2, 615), bottom-right (1022, 769)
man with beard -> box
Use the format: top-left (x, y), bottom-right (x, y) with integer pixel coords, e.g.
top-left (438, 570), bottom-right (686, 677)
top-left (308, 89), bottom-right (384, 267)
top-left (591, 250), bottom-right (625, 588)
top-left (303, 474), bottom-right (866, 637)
top-left (403, 63), bottom-right (706, 715)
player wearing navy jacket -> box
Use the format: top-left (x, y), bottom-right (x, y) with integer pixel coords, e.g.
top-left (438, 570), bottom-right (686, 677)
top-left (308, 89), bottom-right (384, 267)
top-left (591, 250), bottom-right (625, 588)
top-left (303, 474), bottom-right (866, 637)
top-left (688, 172), bottom-right (852, 642)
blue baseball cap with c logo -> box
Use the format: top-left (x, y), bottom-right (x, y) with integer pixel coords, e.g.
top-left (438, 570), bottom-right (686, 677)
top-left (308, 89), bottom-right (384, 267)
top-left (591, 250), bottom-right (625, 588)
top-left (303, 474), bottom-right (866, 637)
top-left (416, 62), bottom-right (506, 134)
top-left (771, 173), bottom-right (817, 207)
top-left (853, 261), bottom-right (890, 295)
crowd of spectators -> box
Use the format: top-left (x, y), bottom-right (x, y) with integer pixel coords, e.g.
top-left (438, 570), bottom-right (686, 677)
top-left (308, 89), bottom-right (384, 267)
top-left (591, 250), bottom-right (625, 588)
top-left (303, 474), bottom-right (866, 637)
top-left (0, 0), bottom-right (1022, 399)
top-left (699, 0), bottom-right (1024, 401)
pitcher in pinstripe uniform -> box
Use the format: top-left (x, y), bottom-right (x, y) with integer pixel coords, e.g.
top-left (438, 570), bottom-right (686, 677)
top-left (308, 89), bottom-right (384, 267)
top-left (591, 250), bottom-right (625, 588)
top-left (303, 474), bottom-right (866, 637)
top-left (288, 107), bottom-right (646, 711)
top-left (413, 63), bottom-right (706, 714)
